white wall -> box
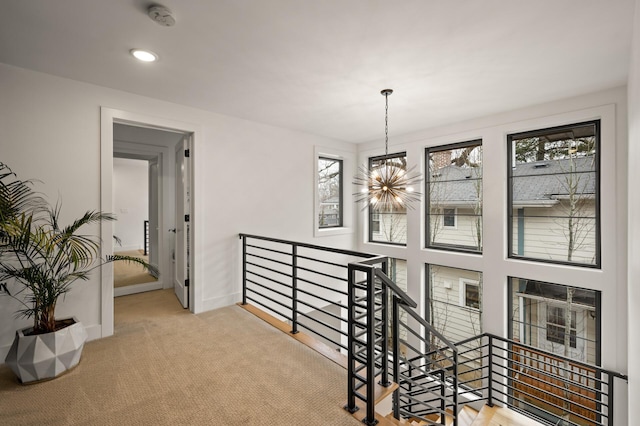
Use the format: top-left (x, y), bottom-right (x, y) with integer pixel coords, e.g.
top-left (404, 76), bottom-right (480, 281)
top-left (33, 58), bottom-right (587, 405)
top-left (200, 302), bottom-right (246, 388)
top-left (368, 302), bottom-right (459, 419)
top-left (628, 0), bottom-right (640, 415)
top-left (0, 63), bottom-right (357, 357)
top-left (113, 158), bottom-right (148, 251)
top-left (357, 87), bottom-right (629, 420)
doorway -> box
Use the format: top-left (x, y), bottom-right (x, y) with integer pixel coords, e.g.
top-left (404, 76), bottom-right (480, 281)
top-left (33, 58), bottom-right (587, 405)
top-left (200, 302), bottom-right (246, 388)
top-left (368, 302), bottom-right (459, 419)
top-left (100, 108), bottom-right (198, 338)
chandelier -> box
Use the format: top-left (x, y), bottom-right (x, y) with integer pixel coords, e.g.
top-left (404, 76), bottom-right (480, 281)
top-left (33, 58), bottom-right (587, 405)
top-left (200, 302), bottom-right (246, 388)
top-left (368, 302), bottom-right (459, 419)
top-left (354, 89), bottom-right (422, 211)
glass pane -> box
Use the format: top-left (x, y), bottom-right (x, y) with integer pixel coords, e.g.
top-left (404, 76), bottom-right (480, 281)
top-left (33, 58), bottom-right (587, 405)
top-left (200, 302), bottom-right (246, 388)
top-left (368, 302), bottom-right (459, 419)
top-left (509, 278), bottom-right (598, 364)
top-left (318, 157), bottom-right (342, 228)
top-left (369, 153), bottom-right (408, 244)
top-left (427, 264), bottom-right (483, 389)
top-left (509, 122), bottom-right (598, 266)
top-left (427, 142), bottom-right (482, 252)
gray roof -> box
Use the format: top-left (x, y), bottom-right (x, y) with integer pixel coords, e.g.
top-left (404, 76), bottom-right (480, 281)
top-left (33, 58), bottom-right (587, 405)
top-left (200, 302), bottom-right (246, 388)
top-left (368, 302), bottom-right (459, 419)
top-left (430, 157), bottom-right (596, 206)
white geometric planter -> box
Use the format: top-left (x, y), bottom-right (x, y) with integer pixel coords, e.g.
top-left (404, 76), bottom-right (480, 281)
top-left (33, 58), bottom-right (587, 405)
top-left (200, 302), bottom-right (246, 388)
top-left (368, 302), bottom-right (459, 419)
top-left (4, 318), bottom-right (88, 384)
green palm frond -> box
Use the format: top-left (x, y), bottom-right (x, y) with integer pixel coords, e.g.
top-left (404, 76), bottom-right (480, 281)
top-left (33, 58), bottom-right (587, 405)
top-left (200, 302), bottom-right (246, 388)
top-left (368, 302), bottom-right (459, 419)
top-left (0, 164), bottom-right (159, 333)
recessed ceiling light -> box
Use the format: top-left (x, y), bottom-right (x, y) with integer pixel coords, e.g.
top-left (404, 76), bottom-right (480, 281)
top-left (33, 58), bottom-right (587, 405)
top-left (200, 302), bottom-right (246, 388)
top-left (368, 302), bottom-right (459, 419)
top-left (130, 49), bottom-right (158, 62)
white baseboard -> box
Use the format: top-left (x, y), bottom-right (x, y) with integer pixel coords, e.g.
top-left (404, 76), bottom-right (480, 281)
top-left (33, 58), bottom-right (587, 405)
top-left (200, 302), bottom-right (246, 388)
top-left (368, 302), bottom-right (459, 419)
top-left (199, 292), bottom-right (242, 313)
top-left (114, 281), bottom-right (163, 297)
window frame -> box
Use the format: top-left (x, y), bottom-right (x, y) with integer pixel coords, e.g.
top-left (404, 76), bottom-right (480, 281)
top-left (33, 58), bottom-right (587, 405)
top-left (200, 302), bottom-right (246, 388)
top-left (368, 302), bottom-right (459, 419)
top-left (507, 277), bottom-right (601, 366)
top-left (367, 151), bottom-right (409, 246)
top-left (459, 278), bottom-right (480, 310)
top-left (317, 156), bottom-right (343, 229)
top-left (443, 208), bottom-right (457, 228)
top-left (425, 139), bottom-right (483, 253)
top-left (506, 120), bottom-right (601, 268)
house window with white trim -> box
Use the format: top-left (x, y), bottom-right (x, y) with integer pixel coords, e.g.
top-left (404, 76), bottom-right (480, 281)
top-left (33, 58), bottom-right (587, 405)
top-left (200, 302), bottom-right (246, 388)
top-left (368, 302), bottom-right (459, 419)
top-left (546, 306), bottom-right (577, 348)
top-left (461, 279), bottom-right (480, 309)
top-left (443, 208), bottom-right (456, 227)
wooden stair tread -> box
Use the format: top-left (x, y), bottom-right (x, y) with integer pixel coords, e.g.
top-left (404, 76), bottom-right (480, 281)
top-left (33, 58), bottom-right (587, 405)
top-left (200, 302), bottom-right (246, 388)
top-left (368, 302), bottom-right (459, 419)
top-left (458, 405), bottom-right (479, 426)
top-left (471, 405), bottom-right (544, 426)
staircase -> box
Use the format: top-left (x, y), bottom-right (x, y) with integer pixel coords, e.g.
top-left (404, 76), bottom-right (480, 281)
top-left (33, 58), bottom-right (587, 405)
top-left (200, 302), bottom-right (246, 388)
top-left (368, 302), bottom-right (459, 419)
top-left (239, 234), bottom-right (628, 426)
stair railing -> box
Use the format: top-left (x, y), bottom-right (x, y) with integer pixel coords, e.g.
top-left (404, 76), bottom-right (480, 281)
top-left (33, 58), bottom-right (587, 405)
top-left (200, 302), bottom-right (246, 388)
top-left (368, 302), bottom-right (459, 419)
top-left (345, 257), bottom-right (418, 426)
top-left (392, 298), bottom-right (460, 425)
top-left (239, 233), bottom-right (377, 352)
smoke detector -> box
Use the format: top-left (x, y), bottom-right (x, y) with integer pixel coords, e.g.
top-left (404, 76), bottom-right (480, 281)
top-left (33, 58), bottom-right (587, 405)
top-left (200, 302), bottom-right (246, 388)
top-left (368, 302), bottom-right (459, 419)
top-left (148, 5), bottom-right (175, 27)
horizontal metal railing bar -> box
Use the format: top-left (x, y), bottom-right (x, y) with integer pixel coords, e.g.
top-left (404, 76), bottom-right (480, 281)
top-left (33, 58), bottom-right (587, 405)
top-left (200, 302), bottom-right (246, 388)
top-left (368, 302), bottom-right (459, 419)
top-left (245, 296), bottom-right (293, 323)
top-left (246, 278), bottom-right (292, 301)
top-left (295, 253), bottom-right (350, 270)
top-left (297, 310), bottom-right (348, 338)
top-left (457, 342), bottom-right (488, 358)
top-left (490, 382), bottom-right (602, 426)
top-left (295, 276), bottom-right (348, 296)
top-left (246, 260), bottom-right (293, 279)
top-left (396, 390), bottom-right (452, 419)
top-left (296, 264), bottom-right (348, 284)
top-left (245, 243), bottom-right (292, 257)
top-left (487, 333), bottom-right (627, 380)
top-left (400, 305), bottom-right (457, 354)
top-left (246, 251), bottom-right (292, 268)
top-left (490, 369), bottom-right (607, 419)
top-left (246, 270), bottom-right (293, 290)
top-left (240, 233), bottom-right (378, 259)
top-left (295, 322), bottom-right (348, 351)
top-left (246, 289), bottom-right (293, 317)
top-left (400, 335), bottom-right (455, 367)
top-left (294, 287), bottom-right (348, 312)
top-left (491, 350), bottom-right (607, 392)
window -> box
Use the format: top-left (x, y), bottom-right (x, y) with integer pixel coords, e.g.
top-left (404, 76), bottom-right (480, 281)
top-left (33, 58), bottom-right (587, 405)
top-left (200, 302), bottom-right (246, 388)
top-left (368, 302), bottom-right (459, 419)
top-left (426, 264), bottom-right (483, 343)
top-left (317, 157), bottom-right (342, 228)
top-left (443, 208), bottom-right (456, 227)
top-left (546, 306), bottom-right (577, 348)
top-left (461, 280), bottom-right (480, 309)
top-left (507, 121), bottom-right (600, 267)
top-left (368, 152), bottom-right (408, 245)
top-left (508, 278), bottom-right (599, 364)
top-left (426, 141), bottom-right (482, 252)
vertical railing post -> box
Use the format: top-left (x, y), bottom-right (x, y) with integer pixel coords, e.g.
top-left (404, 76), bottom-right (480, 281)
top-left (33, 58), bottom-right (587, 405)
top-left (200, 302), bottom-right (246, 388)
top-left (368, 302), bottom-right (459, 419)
top-left (365, 266), bottom-right (377, 425)
top-left (440, 369), bottom-right (446, 425)
top-left (392, 296), bottom-right (400, 420)
top-left (291, 244), bottom-right (299, 334)
top-left (487, 334), bottom-right (494, 406)
top-left (345, 264), bottom-right (358, 414)
top-left (241, 235), bottom-right (247, 305)
top-left (607, 373), bottom-right (615, 425)
top-left (380, 271), bottom-right (390, 387)
top-left (453, 349), bottom-right (458, 426)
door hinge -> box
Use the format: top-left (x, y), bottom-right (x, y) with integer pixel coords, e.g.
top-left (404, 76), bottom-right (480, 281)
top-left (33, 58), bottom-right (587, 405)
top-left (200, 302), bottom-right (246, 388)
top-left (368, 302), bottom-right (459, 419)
top-left (185, 214), bottom-right (190, 222)
top-left (184, 279), bottom-right (190, 288)
top-left (184, 149), bottom-right (190, 157)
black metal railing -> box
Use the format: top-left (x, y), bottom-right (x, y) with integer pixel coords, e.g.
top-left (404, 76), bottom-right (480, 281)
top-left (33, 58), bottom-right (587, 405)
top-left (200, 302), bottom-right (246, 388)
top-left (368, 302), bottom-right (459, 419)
top-left (442, 333), bottom-right (628, 426)
top-left (344, 257), bottom-right (418, 425)
top-left (239, 233), bottom-right (377, 352)
top-left (239, 234), bottom-right (627, 426)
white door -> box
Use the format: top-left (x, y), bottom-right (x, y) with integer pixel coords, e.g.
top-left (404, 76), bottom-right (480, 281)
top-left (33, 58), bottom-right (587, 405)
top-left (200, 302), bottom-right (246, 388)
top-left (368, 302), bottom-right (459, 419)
top-left (174, 136), bottom-right (191, 308)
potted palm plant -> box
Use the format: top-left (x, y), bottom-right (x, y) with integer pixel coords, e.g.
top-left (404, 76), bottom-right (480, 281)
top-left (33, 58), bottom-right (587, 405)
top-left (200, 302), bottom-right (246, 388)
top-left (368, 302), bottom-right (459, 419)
top-left (0, 163), bottom-right (158, 383)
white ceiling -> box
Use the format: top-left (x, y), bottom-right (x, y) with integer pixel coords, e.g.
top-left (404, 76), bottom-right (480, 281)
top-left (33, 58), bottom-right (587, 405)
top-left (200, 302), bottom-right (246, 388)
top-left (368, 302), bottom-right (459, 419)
top-left (0, 0), bottom-right (635, 143)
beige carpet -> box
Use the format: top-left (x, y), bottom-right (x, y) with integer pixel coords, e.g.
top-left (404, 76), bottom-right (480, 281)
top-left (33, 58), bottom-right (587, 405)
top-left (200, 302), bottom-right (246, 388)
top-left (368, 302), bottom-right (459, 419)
top-left (113, 250), bottom-right (158, 288)
top-left (0, 289), bottom-right (361, 425)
